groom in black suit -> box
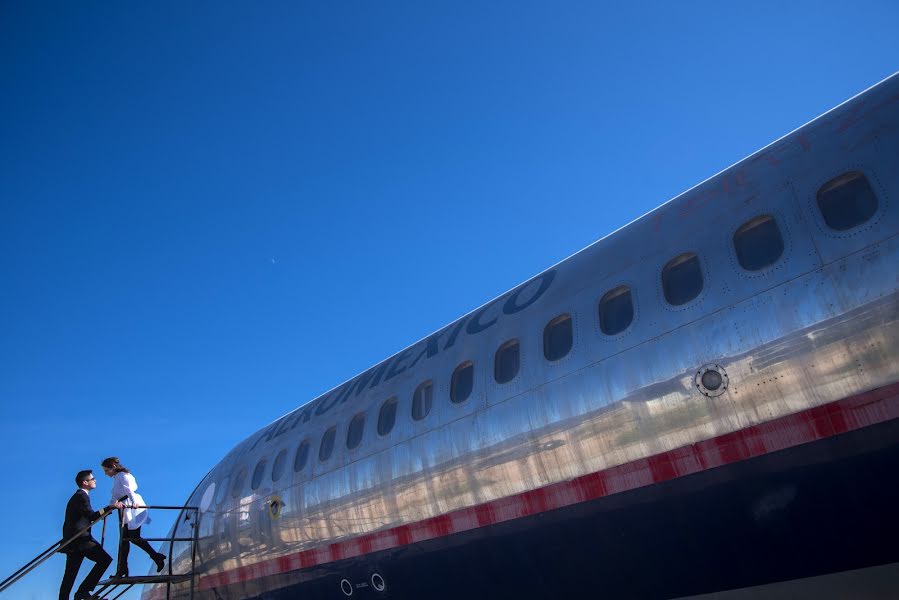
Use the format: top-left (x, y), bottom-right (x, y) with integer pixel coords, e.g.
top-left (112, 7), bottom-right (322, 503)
top-left (58, 470), bottom-right (122, 600)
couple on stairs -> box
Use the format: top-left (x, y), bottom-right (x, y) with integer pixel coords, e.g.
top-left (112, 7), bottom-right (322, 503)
top-left (58, 457), bottom-right (166, 600)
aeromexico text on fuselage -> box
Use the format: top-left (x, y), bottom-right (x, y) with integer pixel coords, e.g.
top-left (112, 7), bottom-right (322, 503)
top-left (251, 269), bottom-right (557, 451)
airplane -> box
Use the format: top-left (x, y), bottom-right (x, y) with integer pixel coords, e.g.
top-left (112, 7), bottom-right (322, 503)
top-left (145, 72), bottom-right (899, 599)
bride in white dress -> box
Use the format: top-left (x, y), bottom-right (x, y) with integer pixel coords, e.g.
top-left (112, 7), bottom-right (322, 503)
top-left (101, 457), bottom-right (166, 577)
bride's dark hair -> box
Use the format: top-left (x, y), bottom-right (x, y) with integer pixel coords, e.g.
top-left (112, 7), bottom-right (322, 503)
top-left (100, 457), bottom-right (130, 474)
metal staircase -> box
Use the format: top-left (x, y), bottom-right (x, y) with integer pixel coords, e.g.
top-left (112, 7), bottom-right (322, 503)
top-left (91, 504), bottom-right (199, 600)
top-left (0, 503), bottom-right (199, 600)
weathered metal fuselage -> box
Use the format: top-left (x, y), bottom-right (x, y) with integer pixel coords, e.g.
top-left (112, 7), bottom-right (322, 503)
top-left (148, 73), bottom-right (899, 600)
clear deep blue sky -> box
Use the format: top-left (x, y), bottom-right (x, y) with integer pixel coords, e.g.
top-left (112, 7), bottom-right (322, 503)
top-left (2, 2), bottom-right (898, 598)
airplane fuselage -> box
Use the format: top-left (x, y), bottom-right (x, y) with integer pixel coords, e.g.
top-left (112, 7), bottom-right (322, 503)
top-left (147, 73), bottom-right (899, 600)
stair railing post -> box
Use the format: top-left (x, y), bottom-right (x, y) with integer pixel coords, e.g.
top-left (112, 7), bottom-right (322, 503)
top-left (189, 508), bottom-right (199, 600)
top-left (116, 505), bottom-right (124, 576)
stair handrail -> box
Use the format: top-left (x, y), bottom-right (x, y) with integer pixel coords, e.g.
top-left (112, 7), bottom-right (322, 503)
top-left (0, 509), bottom-right (115, 594)
top-left (92, 504), bottom-right (200, 600)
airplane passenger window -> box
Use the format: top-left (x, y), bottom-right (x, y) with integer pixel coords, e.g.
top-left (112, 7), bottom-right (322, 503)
top-left (230, 469), bottom-right (246, 499)
top-left (733, 215), bottom-right (784, 271)
top-left (451, 361), bottom-right (474, 403)
top-left (598, 286), bottom-right (633, 335)
top-left (494, 339), bottom-right (520, 383)
top-left (294, 440), bottom-right (310, 472)
top-left (817, 171), bottom-right (878, 231)
top-left (251, 458), bottom-right (267, 491)
top-left (543, 314), bottom-right (573, 361)
top-left (319, 427), bottom-right (336, 462)
top-left (271, 449), bottom-right (287, 482)
top-left (662, 253), bottom-right (703, 305)
top-left (347, 413), bottom-right (366, 450)
top-left (412, 381), bottom-right (433, 421)
top-left (378, 396), bottom-right (398, 436)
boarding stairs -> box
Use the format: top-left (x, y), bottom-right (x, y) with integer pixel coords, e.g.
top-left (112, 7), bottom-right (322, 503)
top-left (0, 503), bottom-right (199, 600)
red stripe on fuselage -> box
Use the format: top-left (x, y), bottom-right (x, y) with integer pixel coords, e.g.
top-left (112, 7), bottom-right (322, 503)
top-left (196, 381), bottom-right (899, 592)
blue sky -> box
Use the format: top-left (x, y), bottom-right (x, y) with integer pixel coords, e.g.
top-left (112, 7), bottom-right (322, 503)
top-left (2, 2), bottom-right (898, 598)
